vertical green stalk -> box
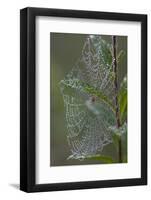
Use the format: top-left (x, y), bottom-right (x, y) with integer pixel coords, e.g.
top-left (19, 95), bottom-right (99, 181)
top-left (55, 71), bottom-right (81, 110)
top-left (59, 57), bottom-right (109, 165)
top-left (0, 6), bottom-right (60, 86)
top-left (112, 36), bottom-right (122, 163)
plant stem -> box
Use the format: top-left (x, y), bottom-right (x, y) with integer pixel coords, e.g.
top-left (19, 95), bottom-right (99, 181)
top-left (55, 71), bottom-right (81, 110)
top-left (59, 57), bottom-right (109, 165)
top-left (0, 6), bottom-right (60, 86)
top-left (112, 36), bottom-right (122, 163)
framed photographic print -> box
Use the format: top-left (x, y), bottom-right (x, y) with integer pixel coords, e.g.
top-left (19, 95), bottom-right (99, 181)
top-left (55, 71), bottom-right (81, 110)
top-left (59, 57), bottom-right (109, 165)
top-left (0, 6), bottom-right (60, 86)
top-left (20, 7), bottom-right (147, 192)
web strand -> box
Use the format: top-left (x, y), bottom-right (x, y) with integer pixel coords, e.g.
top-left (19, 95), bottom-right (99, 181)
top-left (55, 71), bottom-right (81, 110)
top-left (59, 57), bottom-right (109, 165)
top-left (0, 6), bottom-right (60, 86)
top-left (59, 35), bottom-right (116, 160)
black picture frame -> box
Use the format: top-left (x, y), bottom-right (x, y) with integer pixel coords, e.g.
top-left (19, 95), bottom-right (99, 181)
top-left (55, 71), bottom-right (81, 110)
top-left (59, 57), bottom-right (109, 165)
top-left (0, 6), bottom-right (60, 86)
top-left (20, 7), bottom-right (147, 192)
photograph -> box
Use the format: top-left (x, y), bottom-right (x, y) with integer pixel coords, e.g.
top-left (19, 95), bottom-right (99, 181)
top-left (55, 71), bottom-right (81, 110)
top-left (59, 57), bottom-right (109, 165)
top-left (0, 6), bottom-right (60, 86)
top-left (50, 32), bottom-right (127, 166)
top-left (20, 7), bottom-right (147, 192)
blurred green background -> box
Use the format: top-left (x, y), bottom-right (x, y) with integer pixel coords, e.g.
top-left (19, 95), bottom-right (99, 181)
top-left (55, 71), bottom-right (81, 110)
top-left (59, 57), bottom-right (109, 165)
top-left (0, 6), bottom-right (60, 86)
top-left (50, 32), bottom-right (127, 166)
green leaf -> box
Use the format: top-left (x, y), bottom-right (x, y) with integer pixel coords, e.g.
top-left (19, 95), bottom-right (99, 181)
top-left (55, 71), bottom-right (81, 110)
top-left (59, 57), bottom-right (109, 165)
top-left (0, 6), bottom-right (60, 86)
top-left (118, 76), bottom-right (127, 124)
top-left (84, 83), bottom-right (115, 113)
top-left (117, 50), bottom-right (125, 63)
top-left (85, 155), bottom-right (114, 164)
top-left (110, 123), bottom-right (127, 137)
top-left (60, 78), bottom-right (116, 113)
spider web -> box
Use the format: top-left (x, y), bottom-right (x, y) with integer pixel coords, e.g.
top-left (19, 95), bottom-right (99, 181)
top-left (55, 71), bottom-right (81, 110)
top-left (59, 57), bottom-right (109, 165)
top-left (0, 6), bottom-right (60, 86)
top-left (59, 35), bottom-right (117, 160)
